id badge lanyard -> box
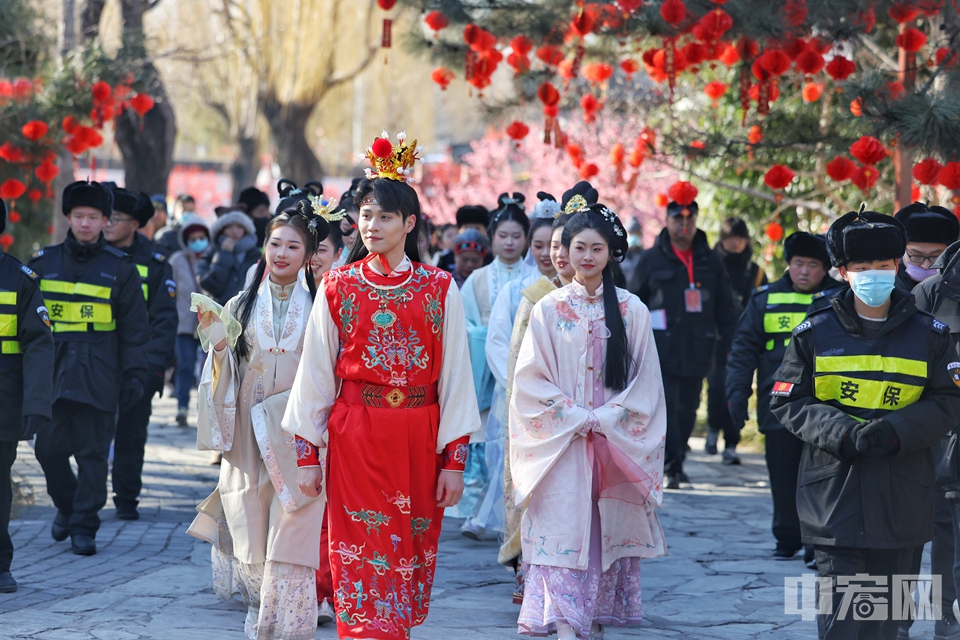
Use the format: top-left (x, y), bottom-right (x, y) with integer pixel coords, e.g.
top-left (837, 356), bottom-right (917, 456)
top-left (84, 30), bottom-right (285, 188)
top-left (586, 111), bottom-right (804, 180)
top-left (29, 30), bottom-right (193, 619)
top-left (675, 248), bottom-right (702, 313)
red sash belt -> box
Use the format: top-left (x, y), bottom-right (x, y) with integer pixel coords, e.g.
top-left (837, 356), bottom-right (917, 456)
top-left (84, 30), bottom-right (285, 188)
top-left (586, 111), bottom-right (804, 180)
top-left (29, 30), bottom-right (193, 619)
top-left (339, 380), bottom-right (438, 409)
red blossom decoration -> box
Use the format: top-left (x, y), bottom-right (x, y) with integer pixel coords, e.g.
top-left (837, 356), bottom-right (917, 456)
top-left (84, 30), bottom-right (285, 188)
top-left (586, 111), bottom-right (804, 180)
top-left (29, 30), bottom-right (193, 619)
top-left (826, 156), bottom-right (856, 182)
top-left (668, 181), bottom-right (698, 205)
top-left (913, 158), bottom-right (943, 185)
top-left (849, 136), bottom-right (887, 165)
top-left (764, 165), bottom-right (795, 190)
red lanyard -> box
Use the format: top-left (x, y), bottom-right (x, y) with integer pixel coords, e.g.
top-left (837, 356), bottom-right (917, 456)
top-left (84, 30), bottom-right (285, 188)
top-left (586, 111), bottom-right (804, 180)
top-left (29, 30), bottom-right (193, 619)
top-left (672, 245), bottom-right (695, 287)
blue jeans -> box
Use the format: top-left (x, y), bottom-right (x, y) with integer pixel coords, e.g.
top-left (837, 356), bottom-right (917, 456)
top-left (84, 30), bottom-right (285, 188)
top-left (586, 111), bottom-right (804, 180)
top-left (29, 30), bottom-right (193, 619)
top-left (175, 334), bottom-right (201, 411)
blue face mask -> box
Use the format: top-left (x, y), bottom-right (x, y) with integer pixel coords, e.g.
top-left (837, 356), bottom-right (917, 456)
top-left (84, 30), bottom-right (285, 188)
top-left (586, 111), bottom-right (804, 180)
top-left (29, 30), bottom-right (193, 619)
top-left (188, 238), bottom-right (209, 253)
top-left (847, 269), bottom-right (896, 307)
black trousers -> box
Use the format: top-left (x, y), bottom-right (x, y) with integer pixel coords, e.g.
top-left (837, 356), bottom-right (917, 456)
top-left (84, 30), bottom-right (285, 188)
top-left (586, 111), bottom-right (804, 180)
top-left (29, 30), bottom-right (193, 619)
top-left (663, 373), bottom-right (704, 476)
top-left (815, 545), bottom-right (915, 640)
top-left (765, 428), bottom-right (804, 550)
top-left (0, 441), bottom-right (17, 573)
top-left (706, 362), bottom-right (740, 448)
top-left (35, 400), bottom-right (115, 537)
top-left (901, 491), bottom-right (958, 630)
top-left (112, 390), bottom-right (152, 509)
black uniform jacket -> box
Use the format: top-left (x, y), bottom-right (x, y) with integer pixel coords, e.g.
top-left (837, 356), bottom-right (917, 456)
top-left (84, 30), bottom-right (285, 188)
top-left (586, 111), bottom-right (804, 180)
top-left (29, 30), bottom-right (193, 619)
top-left (770, 288), bottom-right (960, 549)
top-left (0, 252), bottom-right (54, 441)
top-left (629, 228), bottom-right (738, 378)
top-left (29, 232), bottom-right (149, 413)
top-left (726, 273), bottom-right (839, 433)
top-left (117, 232), bottom-right (177, 386)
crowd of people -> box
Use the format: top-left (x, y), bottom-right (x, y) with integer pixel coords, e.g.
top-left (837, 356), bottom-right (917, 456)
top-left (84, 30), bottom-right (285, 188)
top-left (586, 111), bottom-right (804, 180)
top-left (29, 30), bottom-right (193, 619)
top-left (1, 130), bottom-right (960, 640)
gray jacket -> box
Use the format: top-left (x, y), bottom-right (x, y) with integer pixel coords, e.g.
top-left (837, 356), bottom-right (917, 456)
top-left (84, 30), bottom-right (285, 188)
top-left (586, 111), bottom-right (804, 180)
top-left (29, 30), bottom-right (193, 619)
top-left (169, 215), bottom-right (210, 336)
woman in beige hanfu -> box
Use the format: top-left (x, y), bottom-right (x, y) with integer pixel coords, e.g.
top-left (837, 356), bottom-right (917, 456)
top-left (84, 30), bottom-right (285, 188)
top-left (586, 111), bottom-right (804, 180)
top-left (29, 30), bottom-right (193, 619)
top-left (187, 203), bottom-right (333, 640)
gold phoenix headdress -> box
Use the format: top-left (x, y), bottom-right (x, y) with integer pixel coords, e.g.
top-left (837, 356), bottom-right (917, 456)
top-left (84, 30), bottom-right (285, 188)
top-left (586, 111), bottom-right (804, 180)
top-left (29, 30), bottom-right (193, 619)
top-left (360, 131), bottom-right (422, 184)
top-left (307, 194), bottom-right (347, 224)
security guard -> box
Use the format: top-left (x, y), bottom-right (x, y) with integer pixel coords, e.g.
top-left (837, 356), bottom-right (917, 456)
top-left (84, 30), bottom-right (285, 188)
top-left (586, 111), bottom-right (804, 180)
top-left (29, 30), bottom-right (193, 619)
top-left (770, 208), bottom-right (960, 640)
top-left (726, 232), bottom-right (839, 566)
top-left (0, 196), bottom-right (54, 593)
top-left (103, 185), bottom-right (177, 521)
top-left (29, 181), bottom-right (149, 556)
top-left (894, 201), bottom-right (959, 293)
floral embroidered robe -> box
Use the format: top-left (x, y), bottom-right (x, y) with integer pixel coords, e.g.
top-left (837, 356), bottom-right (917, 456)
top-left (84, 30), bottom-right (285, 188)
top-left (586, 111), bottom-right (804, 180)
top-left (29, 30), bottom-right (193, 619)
top-left (282, 254), bottom-right (479, 640)
top-left (187, 276), bottom-right (325, 640)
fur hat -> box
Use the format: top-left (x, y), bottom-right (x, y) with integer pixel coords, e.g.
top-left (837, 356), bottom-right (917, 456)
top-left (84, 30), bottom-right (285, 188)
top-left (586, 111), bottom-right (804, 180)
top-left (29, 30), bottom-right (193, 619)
top-left (455, 205), bottom-right (489, 229)
top-left (894, 202), bottom-right (960, 245)
top-left (132, 192), bottom-right (155, 227)
top-left (62, 180), bottom-right (113, 217)
top-left (827, 207), bottom-right (906, 268)
top-left (0, 196), bottom-right (6, 236)
top-left (784, 232), bottom-right (830, 267)
top-left (103, 183), bottom-right (153, 228)
top-left (210, 210), bottom-right (256, 240)
top-left (238, 187), bottom-right (270, 216)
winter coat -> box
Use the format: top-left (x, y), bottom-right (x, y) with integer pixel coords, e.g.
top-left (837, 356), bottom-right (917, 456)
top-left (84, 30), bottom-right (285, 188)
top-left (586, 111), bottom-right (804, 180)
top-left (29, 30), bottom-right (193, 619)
top-left (169, 215), bottom-right (211, 336)
top-left (196, 211), bottom-right (260, 306)
top-left (629, 228), bottom-right (738, 379)
top-left (715, 242), bottom-right (767, 310)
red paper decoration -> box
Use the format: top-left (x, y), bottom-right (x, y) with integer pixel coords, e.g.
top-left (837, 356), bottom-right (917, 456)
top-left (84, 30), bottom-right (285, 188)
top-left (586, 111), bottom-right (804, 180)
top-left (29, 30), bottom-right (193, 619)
top-left (826, 56), bottom-right (856, 81)
top-left (91, 81), bottom-right (111, 104)
top-left (463, 24), bottom-right (496, 53)
top-left (826, 156), bottom-right (856, 181)
top-left (699, 9), bottom-right (734, 39)
top-left (886, 81), bottom-right (906, 99)
top-left (424, 11), bottom-right (449, 33)
top-left (718, 44), bottom-right (740, 66)
top-left (371, 137), bottom-right (393, 159)
top-left (850, 97), bottom-right (863, 117)
top-left (889, 4), bottom-right (921, 23)
top-left (660, 0), bottom-right (687, 25)
top-left (747, 126), bottom-right (763, 144)
top-left (668, 181), bottom-right (698, 205)
top-left (536, 45), bottom-right (564, 67)
top-left (537, 82), bottom-right (560, 108)
top-left (21, 120), bottom-right (48, 141)
top-left (582, 62), bottom-right (614, 84)
top-left (849, 136), bottom-right (887, 165)
top-left (0, 143), bottom-right (22, 163)
top-left (610, 143), bottom-right (625, 166)
top-left (130, 94), bottom-right (155, 117)
top-left (783, 0), bottom-right (808, 27)
top-left (913, 158), bottom-right (943, 185)
top-left (896, 28), bottom-right (927, 53)
top-left (801, 82), bottom-right (823, 102)
top-left (937, 47), bottom-right (957, 67)
top-left (764, 164), bottom-right (795, 190)
top-left (795, 50), bottom-right (825, 75)
top-left (851, 165), bottom-right (879, 192)
top-left (431, 67), bottom-right (454, 90)
top-left (765, 221), bottom-right (784, 241)
top-left (579, 163), bottom-right (599, 179)
top-left (35, 160), bottom-right (59, 183)
top-left (0, 234), bottom-right (13, 250)
top-left (654, 193), bottom-right (669, 208)
top-left (506, 121), bottom-right (530, 141)
top-left (570, 9), bottom-right (596, 37)
top-left (0, 179), bottom-right (26, 200)
top-left (26, 191), bottom-right (40, 205)
top-left (62, 115), bottom-right (80, 134)
top-left (620, 59), bottom-right (640, 78)
top-left (704, 80), bottom-right (727, 105)
top-left (758, 50), bottom-right (791, 76)
top-left (377, 0), bottom-right (396, 9)
top-left (937, 162), bottom-right (960, 190)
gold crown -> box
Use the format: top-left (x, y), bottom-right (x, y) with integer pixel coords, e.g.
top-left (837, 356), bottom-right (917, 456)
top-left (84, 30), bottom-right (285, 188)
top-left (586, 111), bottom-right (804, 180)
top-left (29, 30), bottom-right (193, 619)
top-left (361, 131), bottom-right (422, 183)
top-left (307, 194), bottom-right (347, 223)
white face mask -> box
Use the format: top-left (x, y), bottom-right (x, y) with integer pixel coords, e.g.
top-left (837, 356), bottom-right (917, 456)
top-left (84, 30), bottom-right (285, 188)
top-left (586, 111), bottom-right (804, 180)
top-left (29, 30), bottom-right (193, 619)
top-left (846, 269), bottom-right (896, 307)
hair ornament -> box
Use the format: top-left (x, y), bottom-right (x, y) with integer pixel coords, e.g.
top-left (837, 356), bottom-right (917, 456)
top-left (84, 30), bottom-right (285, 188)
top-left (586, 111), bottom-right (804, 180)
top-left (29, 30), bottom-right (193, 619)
top-left (532, 191), bottom-right (562, 220)
top-left (564, 194), bottom-right (589, 214)
top-left (308, 194), bottom-right (347, 224)
top-left (593, 206), bottom-right (626, 237)
top-left (360, 130), bottom-right (422, 184)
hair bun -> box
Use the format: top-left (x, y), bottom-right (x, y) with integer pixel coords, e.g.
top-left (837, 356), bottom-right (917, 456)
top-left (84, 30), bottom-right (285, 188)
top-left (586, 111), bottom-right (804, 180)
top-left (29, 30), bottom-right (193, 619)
top-left (497, 192), bottom-right (526, 208)
top-left (303, 180), bottom-right (324, 197)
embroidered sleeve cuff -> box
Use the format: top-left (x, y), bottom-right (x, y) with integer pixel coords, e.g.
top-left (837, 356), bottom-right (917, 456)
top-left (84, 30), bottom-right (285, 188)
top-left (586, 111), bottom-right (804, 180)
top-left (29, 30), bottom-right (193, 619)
top-left (442, 436), bottom-right (470, 471)
top-left (295, 436), bottom-right (321, 468)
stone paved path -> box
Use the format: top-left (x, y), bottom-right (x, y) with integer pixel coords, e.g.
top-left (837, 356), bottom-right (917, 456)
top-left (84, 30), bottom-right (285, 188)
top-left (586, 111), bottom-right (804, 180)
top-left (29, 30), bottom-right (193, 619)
top-left (0, 394), bottom-right (941, 639)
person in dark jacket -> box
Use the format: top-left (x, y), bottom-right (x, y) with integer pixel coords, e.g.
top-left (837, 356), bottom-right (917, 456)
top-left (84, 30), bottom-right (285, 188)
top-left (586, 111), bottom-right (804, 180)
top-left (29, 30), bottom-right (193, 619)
top-left (238, 186), bottom-right (272, 246)
top-left (894, 201), bottom-right (959, 295)
top-left (629, 197), bottom-right (738, 489)
top-left (103, 186), bottom-right (178, 520)
top-left (726, 232), bottom-right (838, 565)
top-left (0, 196), bottom-right (54, 593)
top-left (28, 181), bottom-right (149, 556)
top-left (706, 217), bottom-right (768, 462)
top-left (196, 210), bottom-right (259, 306)
top-left (770, 208), bottom-right (960, 640)
top-left (437, 205), bottom-right (490, 272)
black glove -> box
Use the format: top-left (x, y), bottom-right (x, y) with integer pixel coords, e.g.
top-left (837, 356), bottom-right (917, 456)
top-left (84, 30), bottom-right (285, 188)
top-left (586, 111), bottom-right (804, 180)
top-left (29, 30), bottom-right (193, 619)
top-left (119, 379), bottom-right (145, 411)
top-left (728, 401), bottom-right (747, 431)
top-left (840, 423), bottom-right (866, 461)
top-left (855, 419), bottom-right (900, 456)
top-left (150, 370), bottom-right (166, 398)
top-left (21, 414), bottom-right (50, 440)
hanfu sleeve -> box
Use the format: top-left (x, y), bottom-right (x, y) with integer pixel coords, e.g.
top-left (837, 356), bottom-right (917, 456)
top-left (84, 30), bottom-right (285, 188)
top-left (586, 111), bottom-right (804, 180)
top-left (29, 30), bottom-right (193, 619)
top-left (196, 298), bottom-right (241, 452)
top-left (281, 286), bottom-right (340, 448)
top-left (436, 279), bottom-right (482, 453)
top-left (485, 281), bottom-right (515, 388)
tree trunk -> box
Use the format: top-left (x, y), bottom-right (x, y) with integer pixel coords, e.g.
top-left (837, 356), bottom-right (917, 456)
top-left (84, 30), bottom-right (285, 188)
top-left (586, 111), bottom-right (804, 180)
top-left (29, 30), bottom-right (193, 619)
top-left (114, 61), bottom-right (177, 195)
top-left (230, 134), bottom-right (260, 200)
top-left (262, 96), bottom-right (324, 185)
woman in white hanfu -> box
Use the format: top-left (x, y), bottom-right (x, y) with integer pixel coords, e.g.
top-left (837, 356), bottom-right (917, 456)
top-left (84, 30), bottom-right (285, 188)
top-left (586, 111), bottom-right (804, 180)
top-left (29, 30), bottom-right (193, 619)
top-left (187, 204), bottom-right (329, 640)
top-left (510, 204), bottom-right (668, 640)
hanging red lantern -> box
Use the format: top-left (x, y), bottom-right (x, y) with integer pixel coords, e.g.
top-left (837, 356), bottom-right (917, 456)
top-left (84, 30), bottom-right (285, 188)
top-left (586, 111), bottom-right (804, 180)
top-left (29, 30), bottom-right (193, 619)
top-left (795, 50), bottom-right (824, 75)
top-left (849, 136), bottom-right (887, 165)
top-left (620, 59), bottom-right (640, 78)
top-left (62, 115), bottom-right (80, 134)
top-left (25, 191), bottom-right (40, 205)
top-left (660, 0), bottom-right (686, 25)
top-left (850, 97), bottom-right (864, 117)
top-left (580, 94), bottom-right (601, 122)
top-left (889, 4), bottom-right (921, 24)
top-left (654, 193), bottom-right (669, 208)
top-left (937, 162), bottom-right (960, 190)
top-left (826, 56), bottom-right (856, 81)
top-left (681, 42), bottom-right (706, 68)
top-left (616, 0), bottom-right (643, 13)
top-left (424, 10), bottom-right (449, 34)
top-left (507, 52), bottom-right (530, 74)
top-left (913, 158), bottom-right (943, 185)
top-left (736, 37), bottom-right (759, 61)
top-left (801, 82), bottom-right (823, 102)
top-left (21, 120), bottom-right (48, 141)
top-left (703, 80), bottom-right (727, 106)
top-left (582, 62), bottom-right (614, 84)
top-left (64, 136), bottom-right (88, 156)
top-left (130, 94), bottom-right (155, 117)
top-left (886, 81), bottom-right (906, 100)
top-left (826, 156), bottom-right (857, 181)
top-left (91, 81), bottom-right (112, 104)
top-left (747, 126), bottom-right (763, 144)
top-left (783, 0), bottom-right (808, 27)
top-left (718, 44), bottom-right (740, 66)
top-left (855, 8), bottom-right (876, 32)
top-left (430, 67), bottom-right (454, 90)
top-left (579, 163), bottom-right (599, 179)
top-left (537, 82), bottom-right (560, 108)
top-left (510, 35), bottom-right (533, 57)
top-left (667, 181), bottom-right (698, 205)
top-left (536, 45), bottom-right (564, 67)
top-left (377, 0), bottom-right (396, 9)
top-left (896, 28), bottom-right (927, 53)
top-left (851, 165), bottom-right (880, 192)
top-left (698, 8), bottom-right (733, 39)
top-left (764, 165), bottom-right (795, 190)
top-left (506, 121), bottom-right (530, 141)
top-left (0, 234), bottom-right (13, 250)
top-left (35, 160), bottom-right (59, 183)
top-left (0, 143), bottom-right (22, 163)
top-left (758, 50), bottom-right (791, 76)
top-left (570, 9), bottom-right (596, 37)
top-left (463, 24), bottom-right (495, 53)
top-left (12, 78), bottom-right (32, 102)
top-left (765, 221), bottom-right (785, 241)
top-left (937, 47), bottom-right (958, 67)
top-left (610, 143), bottom-right (625, 166)
top-left (0, 179), bottom-right (26, 200)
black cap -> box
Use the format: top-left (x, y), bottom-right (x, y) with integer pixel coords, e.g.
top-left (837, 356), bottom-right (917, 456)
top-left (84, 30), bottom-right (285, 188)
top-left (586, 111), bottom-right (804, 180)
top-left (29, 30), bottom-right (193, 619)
top-left (62, 181), bottom-right (113, 217)
top-left (826, 207), bottom-right (906, 268)
top-left (894, 202), bottom-right (960, 245)
top-left (0, 196), bottom-right (6, 236)
top-left (667, 201), bottom-right (699, 218)
top-left (784, 232), bottom-right (830, 267)
top-left (455, 205), bottom-right (489, 228)
top-left (238, 186), bottom-right (270, 215)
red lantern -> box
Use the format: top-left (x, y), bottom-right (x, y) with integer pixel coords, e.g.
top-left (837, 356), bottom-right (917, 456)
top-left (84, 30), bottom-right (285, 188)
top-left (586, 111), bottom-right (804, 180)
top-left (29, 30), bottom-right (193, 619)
top-left (64, 136), bottom-right (88, 156)
top-left (130, 94), bottom-right (155, 117)
top-left (718, 44), bottom-right (740, 66)
top-left (570, 9), bottom-right (596, 37)
top-left (668, 181), bottom-right (698, 205)
top-left (424, 11), bottom-right (449, 33)
top-left (35, 160), bottom-right (59, 183)
top-left (937, 47), bottom-right (958, 67)
top-left (21, 120), bottom-right (48, 141)
top-left (62, 115), bottom-right (80, 134)
top-left (0, 234), bottom-right (13, 250)
top-left (889, 4), bottom-right (921, 23)
top-left (610, 143), bottom-right (625, 166)
top-left (849, 136), bottom-right (887, 165)
top-left (377, 0), bottom-right (396, 9)
top-left (747, 125), bottom-right (763, 144)
top-left (795, 50), bottom-right (824, 75)
top-left (765, 222), bottom-right (784, 241)
top-left (699, 9), bottom-right (733, 39)
top-left (826, 156), bottom-right (856, 181)
top-left (536, 45), bottom-right (564, 67)
top-left (12, 78), bottom-right (32, 102)
top-left (0, 179), bottom-right (26, 200)
top-left (7, 210), bottom-right (19, 223)
top-left (850, 97), bottom-right (863, 117)
top-left (616, 0), bottom-right (643, 13)
top-left (91, 81), bottom-right (112, 104)
top-left (620, 59), bottom-right (639, 78)
top-left (896, 28), bottom-right (927, 53)
top-left (851, 165), bottom-right (879, 192)
top-left (0, 143), bottom-right (22, 163)
top-left (758, 50), bottom-right (791, 76)
top-left (26, 190), bottom-right (41, 205)
top-left (703, 80), bottom-right (727, 106)
top-left (855, 8), bottom-right (876, 32)
top-left (510, 35), bottom-right (533, 58)
top-left (783, 0), bottom-right (808, 27)
top-left (764, 164), bottom-right (795, 190)
top-left (937, 162), bottom-right (960, 190)
top-left (537, 82), bottom-right (560, 108)
top-left (507, 52), bottom-right (530, 74)
top-left (430, 67), bottom-right (454, 90)
top-left (579, 163), bottom-right (599, 179)
top-left (826, 56), bottom-right (856, 81)
top-left (801, 82), bottom-right (823, 102)
top-left (581, 94), bottom-right (601, 122)
top-left (506, 121), bottom-right (530, 141)
top-left (736, 37), bottom-right (759, 61)
top-left (913, 158), bottom-right (943, 185)
top-left (654, 193), bottom-right (669, 208)
top-left (660, 0), bottom-right (686, 25)
top-left (582, 62), bottom-right (614, 84)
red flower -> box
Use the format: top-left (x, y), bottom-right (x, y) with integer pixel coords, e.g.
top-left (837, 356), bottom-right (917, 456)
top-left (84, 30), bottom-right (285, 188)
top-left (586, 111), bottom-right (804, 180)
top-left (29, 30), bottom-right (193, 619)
top-left (35, 160), bottom-right (59, 183)
top-left (913, 158), bottom-right (943, 185)
top-left (826, 56), bottom-right (856, 81)
top-left (130, 94), bottom-right (155, 117)
top-left (0, 179), bottom-right (26, 200)
top-left (826, 156), bottom-right (856, 182)
top-left (938, 162), bottom-right (960, 190)
top-left (801, 82), bottom-right (823, 102)
top-left (849, 136), bottom-right (887, 165)
top-left (668, 181), bottom-right (698, 206)
top-left (92, 81), bottom-right (112, 104)
top-left (21, 120), bottom-right (48, 141)
top-left (0, 142), bottom-right (22, 163)
top-left (764, 165), bottom-right (795, 190)
top-left (850, 166), bottom-right (879, 192)
top-left (371, 137), bottom-right (393, 159)
top-left (896, 28), bottom-right (927, 53)
top-left (424, 11), bottom-right (449, 32)
top-left (659, 0), bottom-right (686, 25)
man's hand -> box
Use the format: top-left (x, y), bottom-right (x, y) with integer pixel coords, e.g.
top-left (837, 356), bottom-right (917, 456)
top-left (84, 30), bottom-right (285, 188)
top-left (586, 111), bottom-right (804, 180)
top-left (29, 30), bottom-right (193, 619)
top-left (436, 470), bottom-right (464, 508)
top-left (855, 419), bottom-right (900, 456)
top-left (297, 467), bottom-right (324, 498)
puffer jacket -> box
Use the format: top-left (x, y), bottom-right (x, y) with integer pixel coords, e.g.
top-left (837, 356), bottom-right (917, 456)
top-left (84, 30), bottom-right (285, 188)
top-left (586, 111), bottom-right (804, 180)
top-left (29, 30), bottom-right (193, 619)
top-left (195, 211), bottom-right (260, 306)
top-left (169, 215), bottom-right (211, 336)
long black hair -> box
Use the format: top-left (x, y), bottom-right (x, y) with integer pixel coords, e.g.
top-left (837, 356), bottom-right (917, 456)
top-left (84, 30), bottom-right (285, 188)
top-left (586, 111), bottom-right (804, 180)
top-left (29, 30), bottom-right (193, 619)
top-left (345, 177), bottom-right (424, 265)
top-left (561, 204), bottom-right (631, 392)
top-left (488, 192), bottom-right (530, 237)
top-left (234, 206), bottom-right (328, 361)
